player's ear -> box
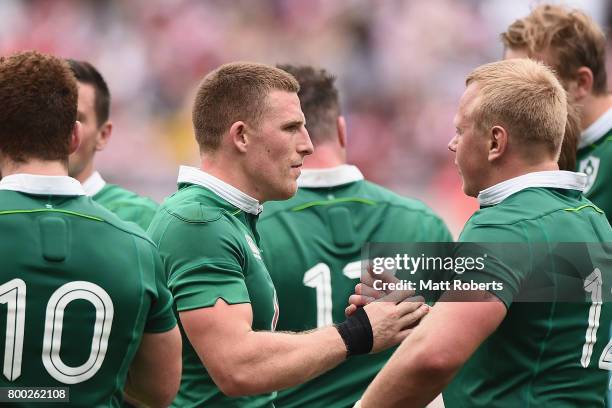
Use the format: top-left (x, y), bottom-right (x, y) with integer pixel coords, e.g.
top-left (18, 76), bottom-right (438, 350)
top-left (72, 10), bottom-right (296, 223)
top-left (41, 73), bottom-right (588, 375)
top-left (568, 67), bottom-right (593, 101)
top-left (95, 121), bottom-right (112, 151)
top-left (229, 121), bottom-right (248, 153)
top-left (69, 121), bottom-right (82, 155)
top-left (337, 116), bottom-right (347, 148)
top-left (488, 125), bottom-right (507, 162)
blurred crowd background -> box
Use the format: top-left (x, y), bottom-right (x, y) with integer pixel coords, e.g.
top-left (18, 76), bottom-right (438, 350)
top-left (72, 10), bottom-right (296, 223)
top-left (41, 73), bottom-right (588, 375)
top-left (0, 0), bottom-right (609, 235)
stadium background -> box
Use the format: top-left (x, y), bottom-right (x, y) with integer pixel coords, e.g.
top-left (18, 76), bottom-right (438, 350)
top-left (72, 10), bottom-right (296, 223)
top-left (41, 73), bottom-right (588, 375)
top-left (0, 0), bottom-right (609, 236)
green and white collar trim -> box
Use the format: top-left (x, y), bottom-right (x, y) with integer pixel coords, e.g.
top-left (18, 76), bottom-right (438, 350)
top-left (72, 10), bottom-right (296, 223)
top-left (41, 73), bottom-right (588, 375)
top-left (298, 165), bottom-right (364, 188)
top-left (580, 106), bottom-right (612, 149)
top-left (177, 165), bottom-right (263, 215)
top-left (478, 171), bottom-right (587, 206)
top-left (0, 173), bottom-right (85, 196)
top-left (82, 171), bottom-right (106, 196)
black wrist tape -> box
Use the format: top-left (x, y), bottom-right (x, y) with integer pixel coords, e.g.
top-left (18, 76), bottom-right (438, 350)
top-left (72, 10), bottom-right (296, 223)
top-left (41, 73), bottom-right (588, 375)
top-left (335, 307), bottom-right (374, 357)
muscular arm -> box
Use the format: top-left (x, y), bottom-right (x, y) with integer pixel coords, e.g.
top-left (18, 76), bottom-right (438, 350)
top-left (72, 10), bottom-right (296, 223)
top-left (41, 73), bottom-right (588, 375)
top-left (180, 296), bottom-right (427, 397)
top-left (360, 290), bottom-right (507, 408)
top-left (180, 299), bottom-right (346, 396)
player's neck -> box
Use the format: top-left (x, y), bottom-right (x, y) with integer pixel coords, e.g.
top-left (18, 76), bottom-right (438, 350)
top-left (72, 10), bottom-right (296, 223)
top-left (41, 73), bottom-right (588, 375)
top-left (485, 160), bottom-right (559, 191)
top-left (1, 159), bottom-right (69, 178)
top-left (302, 144), bottom-right (345, 169)
top-left (200, 157), bottom-right (262, 201)
top-left (580, 93), bottom-right (612, 130)
top-left (73, 164), bottom-right (96, 184)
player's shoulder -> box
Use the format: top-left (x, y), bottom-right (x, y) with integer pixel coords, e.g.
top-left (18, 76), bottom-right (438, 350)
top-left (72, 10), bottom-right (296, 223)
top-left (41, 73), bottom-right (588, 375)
top-left (0, 190), bottom-right (156, 247)
top-left (96, 183), bottom-right (158, 212)
top-left (468, 188), bottom-right (589, 227)
top-left (360, 180), bottom-right (435, 212)
top-left (461, 188), bottom-right (608, 243)
top-left (81, 197), bottom-right (158, 246)
top-left (156, 185), bottom-right (230, 224)
top-left (262, 179), bottom-right (440, 219)
top-left (0, 189), bottom-right (28, 209)
top-left (150, 185), bottom-right (240, 240)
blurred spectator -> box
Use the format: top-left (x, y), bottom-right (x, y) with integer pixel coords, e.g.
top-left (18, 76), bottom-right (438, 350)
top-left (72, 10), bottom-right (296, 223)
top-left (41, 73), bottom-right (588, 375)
top-left (0, 0), bottom-right (608, 236)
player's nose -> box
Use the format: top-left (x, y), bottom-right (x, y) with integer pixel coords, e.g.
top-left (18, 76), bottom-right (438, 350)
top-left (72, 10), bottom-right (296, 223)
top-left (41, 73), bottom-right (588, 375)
top-left (298, 127), bottom-right (314, 156)
top-left (448, 135), bottom-right (458, 153)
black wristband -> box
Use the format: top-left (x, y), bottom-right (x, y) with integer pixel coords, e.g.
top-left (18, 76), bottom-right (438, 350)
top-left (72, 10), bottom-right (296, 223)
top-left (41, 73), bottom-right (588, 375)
top-left (335, 307), bottom-right (374, 357)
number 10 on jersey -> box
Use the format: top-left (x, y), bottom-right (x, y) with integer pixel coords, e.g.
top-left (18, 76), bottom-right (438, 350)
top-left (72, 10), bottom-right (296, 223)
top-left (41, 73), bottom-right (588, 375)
top-left (0, 279), bottom-right (114, 384)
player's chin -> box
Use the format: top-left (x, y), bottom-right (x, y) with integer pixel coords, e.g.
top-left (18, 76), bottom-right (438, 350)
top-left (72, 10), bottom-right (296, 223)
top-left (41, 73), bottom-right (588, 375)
top-left (279, 181), bottom-right (298, 200)
top-left (267, 181), bottom-right (298, 201)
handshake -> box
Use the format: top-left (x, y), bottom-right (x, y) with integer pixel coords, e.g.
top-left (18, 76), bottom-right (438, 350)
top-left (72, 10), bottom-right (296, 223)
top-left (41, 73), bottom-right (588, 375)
top-left (338, 267), bottom-right (429, 355)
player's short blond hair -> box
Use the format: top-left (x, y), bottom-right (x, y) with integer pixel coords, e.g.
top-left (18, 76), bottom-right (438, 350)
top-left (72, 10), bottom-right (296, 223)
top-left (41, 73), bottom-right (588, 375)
top-left (501, 4), bottom-right (608, 95)
top-left (193, 62), bottom-right (299, 152)
top-left (466, 58), bottom-right (567, 160)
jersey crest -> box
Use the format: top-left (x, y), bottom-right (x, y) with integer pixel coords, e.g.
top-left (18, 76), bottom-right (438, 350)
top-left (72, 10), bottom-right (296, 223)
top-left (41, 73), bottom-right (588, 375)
top-left (579, 155), bottom-right (600, 194)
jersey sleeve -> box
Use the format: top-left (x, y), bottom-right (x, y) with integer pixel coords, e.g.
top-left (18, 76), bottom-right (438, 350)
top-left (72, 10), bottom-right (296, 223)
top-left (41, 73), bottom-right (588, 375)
top-left (158, 217), bottom-right (250, 312)
top-left (456, 224), bottom-right (530, 308)
top-left (144, 248), bottom-right (178, 333)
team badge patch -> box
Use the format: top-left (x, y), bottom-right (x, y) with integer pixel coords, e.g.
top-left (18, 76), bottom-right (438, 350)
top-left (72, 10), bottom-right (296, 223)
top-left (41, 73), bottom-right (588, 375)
top-left (579, 156), bottom-right (600, 194)
top-left (245, 234), bottom-right (262, 260)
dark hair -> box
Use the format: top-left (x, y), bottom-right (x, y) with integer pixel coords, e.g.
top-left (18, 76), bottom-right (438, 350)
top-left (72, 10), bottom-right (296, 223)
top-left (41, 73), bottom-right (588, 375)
top-left (67, 59), bottom-right (111, 126)
top-left (193, 62), bottom-right (299, 152)
top-left (0, 51), bottom-right (77, 163)
top-left (278, 64), bottom-right (340, 144)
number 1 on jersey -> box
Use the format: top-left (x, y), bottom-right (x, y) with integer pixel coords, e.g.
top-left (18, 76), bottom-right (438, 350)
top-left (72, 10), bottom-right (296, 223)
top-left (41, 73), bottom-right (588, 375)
top-left (303, 261), bottom-right (362, 328)
top-left (0, 279), bottom-right (26, 381)
top-left (581, 268), bottom-right (612, 371)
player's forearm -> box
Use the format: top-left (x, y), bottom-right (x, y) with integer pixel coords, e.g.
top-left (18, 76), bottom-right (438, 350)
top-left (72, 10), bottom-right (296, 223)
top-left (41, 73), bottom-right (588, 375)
top-left (359, 296), bottom-right (506, 407)
top-left (360, 338), bottom-right (456, 408)
top-left (361, 330), bottom-right (460, 408)
top-left (216, 326), bottom-right (347, 396)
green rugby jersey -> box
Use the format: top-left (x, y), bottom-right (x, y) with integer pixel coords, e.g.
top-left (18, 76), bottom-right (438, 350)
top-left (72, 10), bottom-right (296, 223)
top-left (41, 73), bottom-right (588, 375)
top-left (577, 108), bottom-right (612, 224)
top-left (148, 166), bottom-right (278, 408)
top-left (576, 110), bottom-right (612, 407)
top-left (258, 165), bottom-right (452, 408)
top-left (0, 174), bottom-right (176, 408)
top-left (83, 171), bottom-right (158, 230)
top-left (444, 171), bottom-right (612, 408)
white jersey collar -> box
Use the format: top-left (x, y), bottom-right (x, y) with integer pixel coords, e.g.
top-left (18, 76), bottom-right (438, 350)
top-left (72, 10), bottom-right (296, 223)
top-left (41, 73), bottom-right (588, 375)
top-left (177, 165), bottom-right (263, 215)
top-left (478, 171), bottom-right (587, 206)
top-left (0, 173), bottom-right (85, 196)
top-left (81, 171), bottom-right (107, 197)
top-left (298, 165), bottom-right (364, 188)
top-left (580, 106), bottom-right (612, 149)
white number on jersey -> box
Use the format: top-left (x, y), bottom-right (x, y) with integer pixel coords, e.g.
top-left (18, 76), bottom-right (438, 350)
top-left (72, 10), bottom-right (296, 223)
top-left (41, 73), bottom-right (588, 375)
top-left (1, 279), bottom-right (114, 384)
top-left (303, 261), bottom-right (362, 328)
top-left (581, 268), bottom-right (612, 371)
